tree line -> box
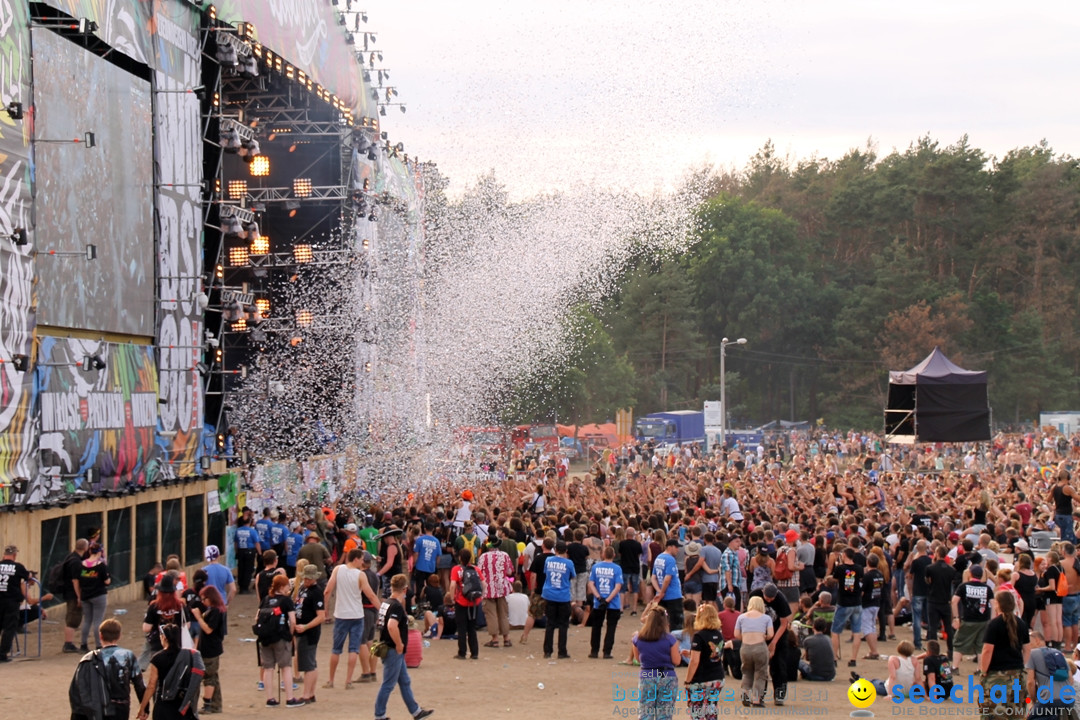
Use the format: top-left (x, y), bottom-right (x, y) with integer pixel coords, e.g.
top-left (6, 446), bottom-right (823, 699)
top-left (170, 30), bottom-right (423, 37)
top-left (495, 136), bottom-right (1080, 429)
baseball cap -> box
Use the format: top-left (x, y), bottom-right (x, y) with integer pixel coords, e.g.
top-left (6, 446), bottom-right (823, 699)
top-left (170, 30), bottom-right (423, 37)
top-left (969, 564), bottom-right (984, 578)
top-left (948, 531), bottom-right (960, 542)
top-left (763, 583), bottom-right (779, 598)
top-left (344, 523), bottom-right (358, 533)
top-left (1014, 539), bottom-right (1030, 552)
top-left (204, 545), bottom-right (221, 562)
top-left (290, 521), bottom-right (301, 531)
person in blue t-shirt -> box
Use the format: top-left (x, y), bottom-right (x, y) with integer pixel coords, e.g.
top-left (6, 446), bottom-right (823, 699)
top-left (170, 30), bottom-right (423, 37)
top-left (542, 541), bottom-right (576, 659)
top-left (412, 523), bottom-right (442, 595)
top-left (254, 510), bottom-right (273, 573)
top-left (235, 518), bottom-right (261, 594)
top-left (587, 546), bottom-right (624, 659)
top-left (269, 515), bottom-right (288, 556)
top-left (203, 545), bottom-right (236, 607)
top-left (285, 523), bottom-right (304, 577)
top-left (652, 538), bottom-right (685, 629)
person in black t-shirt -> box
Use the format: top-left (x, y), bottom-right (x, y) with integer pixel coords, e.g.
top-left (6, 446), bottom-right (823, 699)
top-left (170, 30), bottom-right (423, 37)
top-left (293, 564), bottom-right (326, 704)
top-left (925, 546), bottom-right (956, 657)
top-left (258, 575), bottom-right (302, 707)
top-left (0, 544), bottom-right (30, 662)
top-left (978, 591), bottom-right (1030, 718)
top-left (830, 548), bottom-right (863, 667)
top-left (685, 603), bottom-right (725, 717)
top-left (255, 550), bottom-right (285, 603)
top-left (192, 586), bottom-right (226, 714)
top-left (920, 639), bottom-right (953, 694)
top-left (907, 539), bottom-right (933, 650)
top-left (617, 533), bottom-right (644, 616)
top-left (374, 574), bottom-right (434, 720)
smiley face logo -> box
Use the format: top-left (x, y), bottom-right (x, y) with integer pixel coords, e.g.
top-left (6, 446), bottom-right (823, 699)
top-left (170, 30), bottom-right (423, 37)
top-left (848, 678), bottom-right (877, 709)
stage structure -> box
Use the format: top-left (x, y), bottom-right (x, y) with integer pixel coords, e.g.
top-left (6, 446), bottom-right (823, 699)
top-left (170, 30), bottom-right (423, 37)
top-left (884, 347), bottom-right (992, 444)
top-left (0, 0), bottom-right (433, 572)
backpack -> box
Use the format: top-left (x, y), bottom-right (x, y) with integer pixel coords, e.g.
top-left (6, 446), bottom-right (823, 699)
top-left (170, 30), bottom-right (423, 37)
top-left (773, 550), bottom-right (794, 581)
top-left (1042, 647), bottom-right (1070, 682)
top-left (460, 565), bottom-right (484, 603)
top-left (1056, 566), bottom-right (1070, 598)
top-left (460, 534), bottom-right (477, 560)
top-left (159, 648), bottom-right (204, 716)
top-left (69, 650), bottom-right (115, 720)
top-left (252, 604), bottom-right (285, 644)
top-left (46, 559), bottom-right (67, 595)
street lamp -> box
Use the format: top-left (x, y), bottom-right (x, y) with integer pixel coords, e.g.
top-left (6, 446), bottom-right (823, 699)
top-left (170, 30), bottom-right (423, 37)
top-left (719, 337), bottom-right (747, 453)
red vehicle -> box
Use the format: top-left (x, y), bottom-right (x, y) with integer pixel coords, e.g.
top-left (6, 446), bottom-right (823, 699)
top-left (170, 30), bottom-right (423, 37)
top-left (512, 424), bottom-right (560, 453)
top-left (456, 426), bottom-right (509, 456)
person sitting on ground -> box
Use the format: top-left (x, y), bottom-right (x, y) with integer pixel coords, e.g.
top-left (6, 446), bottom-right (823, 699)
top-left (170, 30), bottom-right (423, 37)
top-left (799, 619), bottom-right (836, 681)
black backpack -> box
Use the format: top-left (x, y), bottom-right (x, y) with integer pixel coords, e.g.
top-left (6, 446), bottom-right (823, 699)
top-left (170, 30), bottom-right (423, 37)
top-left (460, 565), bottom-right (484, 603)
top-left (253, 604), bottom-right (285, 644)
top-left (45, 561), bottom-right (66, 595)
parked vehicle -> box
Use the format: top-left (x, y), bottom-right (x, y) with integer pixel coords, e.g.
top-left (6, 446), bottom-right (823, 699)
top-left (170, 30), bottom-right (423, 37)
top-left (634, 411), bottom-right (705, 445)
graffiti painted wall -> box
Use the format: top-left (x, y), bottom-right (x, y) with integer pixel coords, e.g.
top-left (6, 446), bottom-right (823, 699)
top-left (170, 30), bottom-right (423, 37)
top-left (28, 337), bottom-right (162, 503)
top-left (0, 0), bottom-right (36, 493)
top-left (38, 0), bottom-right (154, 66)
top-left (215, 0), bottom-right (370, 117)
top-left (152, 0), bottom-right (204, 477)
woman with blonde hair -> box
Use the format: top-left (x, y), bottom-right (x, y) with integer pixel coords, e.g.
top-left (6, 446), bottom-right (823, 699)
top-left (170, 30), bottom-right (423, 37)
top-left (734, 596), bottom-right (774, 707)
top-left (684, 603), bottom-right (725, 720)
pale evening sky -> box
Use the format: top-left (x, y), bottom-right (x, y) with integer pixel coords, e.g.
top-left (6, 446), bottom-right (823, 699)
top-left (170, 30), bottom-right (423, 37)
top-left (365, 1), bottom-right (1080, 198)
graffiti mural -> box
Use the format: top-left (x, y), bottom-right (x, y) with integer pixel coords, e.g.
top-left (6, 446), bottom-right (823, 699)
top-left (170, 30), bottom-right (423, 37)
top-left (215, 0), bottom-right (370, 117)
top-left (0, 0), bottom-right (36, 498)
top-left (38, 0), bottom-right (154, 65)
top-left (23, 338), bottom-right (162, 504)
top-left (152, 0), bottom-right (204, 478)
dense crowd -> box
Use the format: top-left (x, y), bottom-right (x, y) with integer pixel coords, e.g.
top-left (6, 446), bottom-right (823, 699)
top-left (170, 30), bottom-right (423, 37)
top-left (5, 428), bottom-right (1080, 719)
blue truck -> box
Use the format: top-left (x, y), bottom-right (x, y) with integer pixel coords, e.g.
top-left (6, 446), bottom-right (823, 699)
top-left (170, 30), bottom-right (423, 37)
top-left (634, 410), bottom-right (706, 446)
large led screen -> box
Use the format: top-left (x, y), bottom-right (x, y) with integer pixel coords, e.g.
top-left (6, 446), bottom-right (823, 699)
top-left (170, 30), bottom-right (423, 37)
top-left (33, 29), bottom-right (155, 337)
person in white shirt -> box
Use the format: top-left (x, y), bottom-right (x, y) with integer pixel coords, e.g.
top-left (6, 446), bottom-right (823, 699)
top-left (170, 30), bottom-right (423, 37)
top-left (506, 581), bottom-right (530, 629)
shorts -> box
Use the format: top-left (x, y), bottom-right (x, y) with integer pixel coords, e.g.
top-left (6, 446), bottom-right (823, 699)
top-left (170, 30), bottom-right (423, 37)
top-left (859, 607), bottom-right (879, 636)
top-left (624, 573), bottom-right (641, 594)
top-left (779, 585), bottom-right (800, 604)
top-left (363, 608), bottom-right (377, 643)
top-left (683, 578), bottom-right (703, 595)
top-left (331, 616), bottom-right (364, 655)
top-left (65, 597), bottom-right (83, 629)
top-left (529, 595), bottom-right (547, 620)
top-left (571, 573), bottom-right (588, 604)
top-left (953, 620), bottom-right (988, 655)
top-left (1063, 594), bottom-right (1080, 628)
top-left (259, 639), bottom-right (292, 669)
top-left (701, 582), bottom-right (719, 603)
top-left (296, 632), bottom-right (319, 672)
top-left (832, 605), bottom-right (860, 635)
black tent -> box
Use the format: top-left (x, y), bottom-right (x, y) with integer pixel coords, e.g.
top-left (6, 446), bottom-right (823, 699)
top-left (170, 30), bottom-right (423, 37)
top-left (884, 347), bottom-right (990, 443)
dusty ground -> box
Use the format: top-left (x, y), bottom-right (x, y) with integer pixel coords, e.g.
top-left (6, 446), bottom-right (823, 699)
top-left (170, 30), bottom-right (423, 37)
top-left (0, 592), bottom-right (984, 718)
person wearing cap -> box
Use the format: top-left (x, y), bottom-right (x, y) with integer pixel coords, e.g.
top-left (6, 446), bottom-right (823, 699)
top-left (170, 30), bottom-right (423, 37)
top-left (234, 516), bottom-right (261, 594)
top-left (951, 562), bottom-right (992, 671)
top-left (294, 563), bottom-right (326, 703)
top-left (453, 490), bottom-right (474, 529)
top-left (653, 538), bottom-right (684, 630)
top-left (285, 522), bottom-right (304, 578)
top-left (377, 525), bottom-right (403, 598)
top-left (359, 515), bottom-right (380, 556)
top-left (203, 545), bottom-right (235, 608)
top-left (0, 544), bottom-right (30, 662)
top-left (342, 522), bottom-right (362, 557)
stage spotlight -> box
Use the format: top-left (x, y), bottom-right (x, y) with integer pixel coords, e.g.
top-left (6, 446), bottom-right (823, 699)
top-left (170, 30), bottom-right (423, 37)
top-left (231, 318), bottom-right (247, 332)
top-left (228, 246), bottom-right (249, 266)
top-left (221, 126), bottom-right (241, 153)
top-left (78, 18), bottom-right (98, 34)
top-left (10, 228), bottom-right (27, 246)
top-left (83, 132), bottom-right (97, 148)
top-left (11, 354), bottom-right (29, 372)
top-left (379, 106), bottom-right (386, 117)
top-left (255, 298), bottom-right (270, 315)
top-left (251, 236), bottom-right (269, 255)
top-left (238, 55), bottom-right (259, 79)
top-left (293, 178), bottom-right (313, 198)
top-left (221, 214), bottom-right (244, 238)
top-left (285, 199), bottom-right (301, 218)
top-left (86, 244), bottom-right (98, 260)
top-left (84, 354), bottom-right (106, 371)
top-left (296, 310), bottom-right (313, 327)
top-left (243, 221), bottom-right (260, 244)
top-left (5, 102), bottom-right (22, 120)
top-left (249, 155), bottom-right (270, 177)
top-left (195, 362), bottom-right (209, 376)
top-left (215, 37), bottom-right (238, 67)
top-left (294, 244), bottom-right (313, 263)
top-left (227, 180), bottom-right (248, 199)
top-left (239, 138), bottom-right (261, 163)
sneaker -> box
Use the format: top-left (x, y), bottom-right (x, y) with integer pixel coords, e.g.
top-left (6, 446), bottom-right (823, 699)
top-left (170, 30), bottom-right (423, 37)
top-left (79, 645), bottom-right (89, 653)
top-left (266, 699), bottom-right (279, 707)
top-left (602, 654), bottom-right (613, 659)
top-left (587, 653), bottom-right (599, 659)
top-left (543, 653), bottom-right (552, 659)
top-left (285, 698), bottom-right (306, 708)
top-left (257, 681), bottom-right (266, 691)
top-left (62, 643), bottom-right (79, 654)
top-left (0, 656), bottom-right (10, 663)
top-left (848, 660), bottom-right (857, 667)
top-left (557, 653), bottom-right (571, 659)
top-left (414, 710), bottom-right (435, 720)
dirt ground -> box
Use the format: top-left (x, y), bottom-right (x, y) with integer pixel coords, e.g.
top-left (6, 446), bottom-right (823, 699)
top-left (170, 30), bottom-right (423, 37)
top-left (1, 592), bottom-right (984, 718)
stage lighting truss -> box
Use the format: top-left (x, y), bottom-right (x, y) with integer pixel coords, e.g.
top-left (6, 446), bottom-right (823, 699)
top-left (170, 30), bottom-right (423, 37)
top-left (246, 183), bottom-right (350, 204)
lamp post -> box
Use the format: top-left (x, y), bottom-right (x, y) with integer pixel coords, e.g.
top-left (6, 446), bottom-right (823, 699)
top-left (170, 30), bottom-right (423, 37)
top-left (719, 337), bottom-right (747, 452)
